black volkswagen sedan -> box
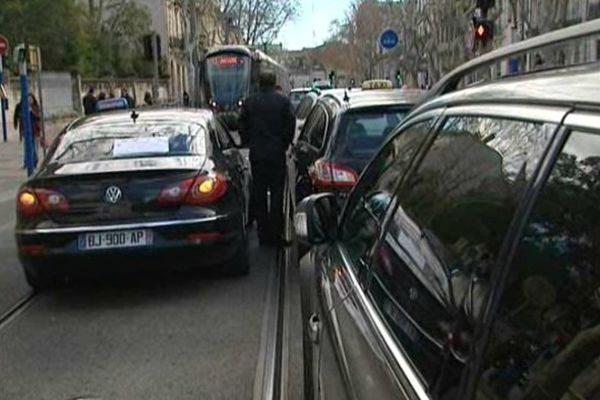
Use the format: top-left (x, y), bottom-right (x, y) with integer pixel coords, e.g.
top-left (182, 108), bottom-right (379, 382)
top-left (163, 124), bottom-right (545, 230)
top-left (15, 108), bottom-right (251, 289)
top-left (295, 21), bottom-right (600, 400)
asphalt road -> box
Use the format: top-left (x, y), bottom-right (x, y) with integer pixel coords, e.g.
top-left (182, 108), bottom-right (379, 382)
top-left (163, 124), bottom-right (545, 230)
top-left (0, 233), bottom-right (284, 400)
top-left (0, 185), bottom-right (31, 319)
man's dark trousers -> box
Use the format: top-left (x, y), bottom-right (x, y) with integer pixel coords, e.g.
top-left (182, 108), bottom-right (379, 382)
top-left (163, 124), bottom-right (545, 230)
top-left (252, 159), bottom-right (285, 243)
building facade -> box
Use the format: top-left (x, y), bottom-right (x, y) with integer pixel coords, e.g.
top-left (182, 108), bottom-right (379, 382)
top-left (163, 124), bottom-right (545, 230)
top-left (497, 0), bottom-right (600, 73)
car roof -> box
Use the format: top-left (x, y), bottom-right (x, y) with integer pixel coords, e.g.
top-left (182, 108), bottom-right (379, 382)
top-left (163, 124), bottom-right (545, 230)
top-left (322, 89), bottom-right (426, 112)
top-left (68, 108), bottom-right (213, 131)
top-left (412, 63), bottom-right (600, 116)
top-left (291, 88), bottom-right (311, 93)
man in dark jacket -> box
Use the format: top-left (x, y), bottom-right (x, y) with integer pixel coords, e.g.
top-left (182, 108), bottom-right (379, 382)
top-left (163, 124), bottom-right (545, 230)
top-left (240, 72), bottom-right (295, 247)
top-left (82, 87), bottom-right (97, 115)
top-left (121, 87), bottom-right (135, 108)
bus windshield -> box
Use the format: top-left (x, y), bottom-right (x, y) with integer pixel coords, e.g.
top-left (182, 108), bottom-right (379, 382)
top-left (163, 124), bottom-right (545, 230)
top-left (206, 54), bottom-right (251, 110)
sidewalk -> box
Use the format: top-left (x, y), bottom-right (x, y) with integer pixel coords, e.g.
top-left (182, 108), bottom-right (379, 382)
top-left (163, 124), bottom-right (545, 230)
top-left (0, 117), bottom-right (75, 200)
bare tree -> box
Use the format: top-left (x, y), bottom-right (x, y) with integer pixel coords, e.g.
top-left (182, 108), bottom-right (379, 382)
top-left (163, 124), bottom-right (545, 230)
top-left (217, 0), bottom-right (300, 45)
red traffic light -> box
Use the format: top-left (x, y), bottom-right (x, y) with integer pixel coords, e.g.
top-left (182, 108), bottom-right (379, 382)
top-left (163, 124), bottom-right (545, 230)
top-left (473, 19), bottom-right (494, 45)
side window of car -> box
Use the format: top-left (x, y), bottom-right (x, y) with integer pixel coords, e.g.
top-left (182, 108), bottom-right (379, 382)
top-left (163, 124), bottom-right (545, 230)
top-left (307, 106), bottom-right (328, 149)
top-left (475, 129), bottom-right (600, 400)
top-left (340, 119), bottom-right (435, 269)
top-left (297, 95), bottom-right (316, 119)
top-left (368, 115), bottom-right (557, 395)
top-left (298, 106), bottom-right (322, 144)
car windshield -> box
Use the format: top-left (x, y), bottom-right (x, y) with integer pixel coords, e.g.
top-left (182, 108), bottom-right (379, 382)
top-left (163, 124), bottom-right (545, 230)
top-left (50, 121), bottom-right (206, 164)
top-left (332, 108), bottom-right (408, 159)
top-left (206, 54), bottom-right (251, 108)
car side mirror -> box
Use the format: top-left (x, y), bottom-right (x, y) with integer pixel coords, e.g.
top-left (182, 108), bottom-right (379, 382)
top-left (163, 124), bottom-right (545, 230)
top-left (294, 193), bottom-right (339, 245)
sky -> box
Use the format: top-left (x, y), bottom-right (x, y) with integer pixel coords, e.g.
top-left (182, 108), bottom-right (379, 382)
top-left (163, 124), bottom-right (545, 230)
top-left (277, 0), bottom-right (353, 50)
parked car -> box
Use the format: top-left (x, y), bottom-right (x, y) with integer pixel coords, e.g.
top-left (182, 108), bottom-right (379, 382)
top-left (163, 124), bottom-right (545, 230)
top-left (15, 108), bottom-right (252, 289)
top-left (290, 88), bottom-right (424, 205)
top-left (295, 20), bottom-right (600, 400)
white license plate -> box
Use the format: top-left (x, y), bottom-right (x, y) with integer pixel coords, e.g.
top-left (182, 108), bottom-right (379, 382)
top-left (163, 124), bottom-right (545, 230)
top-left (78, 230), bottom-right (153, 250)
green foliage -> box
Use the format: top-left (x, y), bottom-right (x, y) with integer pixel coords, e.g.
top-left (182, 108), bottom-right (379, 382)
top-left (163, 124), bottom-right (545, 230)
top-left (0, 0), bottom-right (152, 77)
top-left (0, 0), bottom-right (85, 71)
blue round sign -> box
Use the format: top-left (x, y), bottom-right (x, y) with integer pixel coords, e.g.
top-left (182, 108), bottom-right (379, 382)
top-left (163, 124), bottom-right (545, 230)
top-left (379, 29), bottom-right (399, 50)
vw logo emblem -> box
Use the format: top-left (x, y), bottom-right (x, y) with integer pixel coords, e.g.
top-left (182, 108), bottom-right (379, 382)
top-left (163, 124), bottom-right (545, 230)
top-left (105, 186), bottom-right (122, 204)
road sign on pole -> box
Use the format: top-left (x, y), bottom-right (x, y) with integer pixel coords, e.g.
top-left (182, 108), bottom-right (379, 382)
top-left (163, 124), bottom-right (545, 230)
top-left (0, 35), bottom-right (9, 143)
top-left (379, 29), bottom-right (399, 51)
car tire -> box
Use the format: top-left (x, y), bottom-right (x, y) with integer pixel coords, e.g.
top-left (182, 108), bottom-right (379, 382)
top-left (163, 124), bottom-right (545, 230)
top-left (224, 219), bottom-right (250, 277)
top-left (23, 262), bottom-right (58, 291)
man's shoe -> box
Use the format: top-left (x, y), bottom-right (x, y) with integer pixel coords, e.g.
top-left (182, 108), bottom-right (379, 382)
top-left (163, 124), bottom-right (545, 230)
top-left (269, 237), bottom-right (292, 248)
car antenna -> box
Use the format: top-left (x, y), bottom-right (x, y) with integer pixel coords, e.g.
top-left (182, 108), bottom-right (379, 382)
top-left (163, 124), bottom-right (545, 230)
top-left (130, 109), bottom-right (139, 124)
top-left (343, 90), bottom-right (350, 102)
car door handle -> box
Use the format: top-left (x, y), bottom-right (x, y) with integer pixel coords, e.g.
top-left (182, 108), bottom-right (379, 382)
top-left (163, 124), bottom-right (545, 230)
top-left (308, 313), bottom-right (322, 345)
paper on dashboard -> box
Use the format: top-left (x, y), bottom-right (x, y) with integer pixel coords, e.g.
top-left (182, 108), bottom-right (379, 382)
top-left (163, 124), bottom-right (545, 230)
top-left (113, 137), bottom-right (170, 157)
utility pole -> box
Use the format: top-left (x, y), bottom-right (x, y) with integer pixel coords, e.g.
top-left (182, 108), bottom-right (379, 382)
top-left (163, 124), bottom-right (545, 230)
top-left (183, 0), bottom-right (200, 107)
top-left (152, 33), bottom-right (160, 102)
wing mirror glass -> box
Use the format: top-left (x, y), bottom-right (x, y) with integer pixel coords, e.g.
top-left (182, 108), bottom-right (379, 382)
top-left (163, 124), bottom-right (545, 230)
top-left (294, 193), bottom-right (339, 245)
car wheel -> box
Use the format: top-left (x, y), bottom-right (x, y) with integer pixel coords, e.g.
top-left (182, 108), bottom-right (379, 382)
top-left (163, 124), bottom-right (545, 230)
top-left (23, 262), bottom-right (58, 291)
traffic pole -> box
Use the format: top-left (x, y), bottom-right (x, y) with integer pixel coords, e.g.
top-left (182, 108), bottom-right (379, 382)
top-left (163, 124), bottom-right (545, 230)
top-left (19, 49), bottom-right (35, 176)
top-left (0, 54), bottom-right (7, 142)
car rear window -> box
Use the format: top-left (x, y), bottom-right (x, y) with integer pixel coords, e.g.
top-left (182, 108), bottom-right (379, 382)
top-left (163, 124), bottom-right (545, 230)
top-left (332, 109), bottom-right (408, 159)
top-left (50, 121), bottom-right (207, 164)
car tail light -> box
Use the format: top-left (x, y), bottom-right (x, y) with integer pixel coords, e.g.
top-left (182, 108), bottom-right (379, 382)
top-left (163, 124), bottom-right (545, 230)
top-left (310, 159), bottom-right (358, 192)
top-left (17, 188), bottom-right (70, 219)
top-left (158, 174), bottom-right (228, 207)
top-left (19, 244), bottom-right (47, 256)
top-left (188, 232), bottom-right (224, 244)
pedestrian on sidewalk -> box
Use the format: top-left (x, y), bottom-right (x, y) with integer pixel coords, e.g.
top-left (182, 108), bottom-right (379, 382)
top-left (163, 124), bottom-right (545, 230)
top-left (183, 91), bottom-right (190, 107)
top-left (82, 87), bottom-right (97, 115)
top-left (13, 94), bottom-right (41, 168)
top-left (144, 92), bottom-right (153, 106)
top-left (121, 87), bottom-right (135, 108)
top-left (239, 72), bottom-right (295, 248)
top-left (98, 91), bottom-right (107, 101)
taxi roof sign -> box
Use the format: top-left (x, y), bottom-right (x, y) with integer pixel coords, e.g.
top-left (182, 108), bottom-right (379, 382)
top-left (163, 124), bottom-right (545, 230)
top-left (96, 98), bottom-right (129, 113)
top-left (361, 79), bottom-right (393, 90)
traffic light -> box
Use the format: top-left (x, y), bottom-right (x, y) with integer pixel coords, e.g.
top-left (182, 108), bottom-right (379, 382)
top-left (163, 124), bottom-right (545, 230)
top-left (395, 70), bottom-right (402, 87)
top-left (473, 18), bottom-right (494, 48)
top-left (329, 70), bottom-right (336, 88)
